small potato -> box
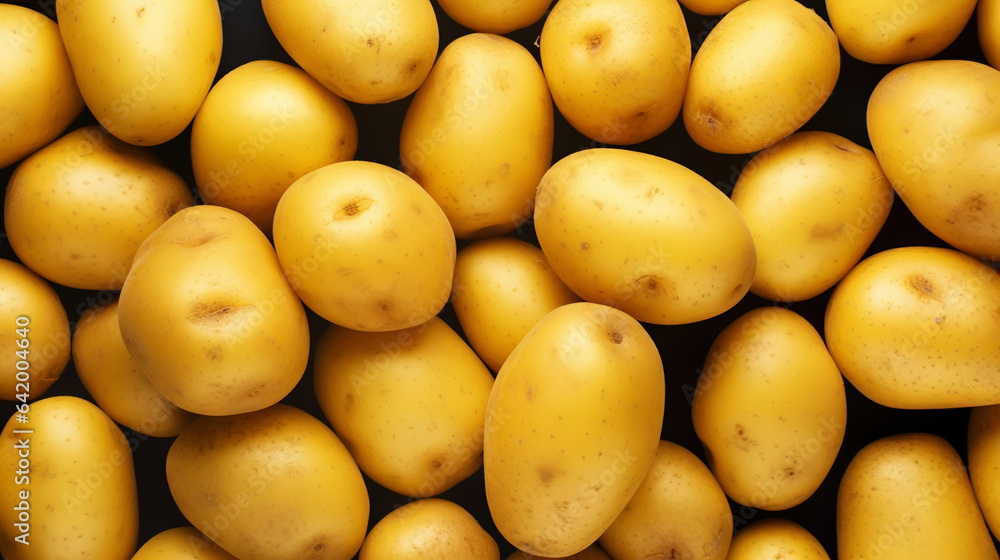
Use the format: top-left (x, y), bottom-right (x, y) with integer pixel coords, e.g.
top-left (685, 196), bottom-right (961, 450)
top-left (727, 519), bottom-right (829, 560)
top-left (968, 404), bottom-right (1000, 540)
top-left (132, 527), bottom-right (237, 560)
top-left (678, 0), bottom-right (748, 15)
top-left (436, 0), bottom-right (550, 33)
top-left (983, 0), bottom-right (1000, 69)
top-left (359, 499), bottom-right (499, 560)
top-left (506, 544), bottom-right (612, 560)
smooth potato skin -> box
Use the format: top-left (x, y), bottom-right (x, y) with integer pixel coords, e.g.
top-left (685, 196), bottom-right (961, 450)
top-left (506, 544), bottom-right (612, 560)
top-left (983, 0), bottom-right (1000, 69)
top-left (837, 433), bottom-right (998, 560)
top-left (359, 499), bottom-right (499, 560)
top-left (436, 0), bottom-right (550, 33)
top-left (969, 405), bottom-right (1000, 541)
top-left (727, 519), bottom-right (829, 560)
top-left (678, 0), bottom-right (747, 15)
top-left (131, 527), bottom-right (238, 560)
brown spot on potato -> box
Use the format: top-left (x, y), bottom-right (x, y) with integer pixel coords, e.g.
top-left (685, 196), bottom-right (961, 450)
top-left (580, 242), bottom-right (590, 251)
top-left (525, 386), bottom-right (534, 401)
top-left (953, 193), bottom-right (990, 224)
top-left (537, 465), bottom-right (565, 485)
top-left (810, 223), bottom-right (845, 240)
top-left (609, 331), bottom-right (623, 344)
top-left (189, 303), bottom-right (254, 323)
top-left (833, 143), bottom-right (855, 153)
top-left (909, 274), bottom-right (936, 296)
top-left (335, 198), bottom-right (373, 219)
top-left (586, 33), bottom-right (602, 53)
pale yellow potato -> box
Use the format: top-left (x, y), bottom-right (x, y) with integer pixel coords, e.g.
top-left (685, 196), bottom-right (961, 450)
top-left (0, 5), bottom-right (84, 169)
top-left (272, 160), bottom-right (455, 331)
top-left (313, 318), bottom-right (494, 497)
top-left (262, 0), bottom-right (438, 104)
top-left (166, 404), bottom-right (369, 560)
top-left (683, 0), bottom-right (840, 154)
top-left (599, 440), bottom-right (733, 560)
top-left (56, 0), bottom-right (221, 146)
top-left (437, 0), bottom-right (551, 33)
top-left (118, 205), bottom-right (310, 416)
top-left (131, 527), bottom-right (237, 560)
top-left (539, 0), bottom-right (690, 145)
top-left (4, 126), bottom-right (194, 290)
top-left (191, 60), bottom-right (357, 236)
top-left (359, 499), bottom-right (499, 560)
top-left (484, 302), bottom-right (664, 557)
top-left (731, 131), bottom-right (893, 302)
top-left (692, 307), bottom-right (846, 510)
top-left (534, 148), bottom-right (755, 325)
top-left (867, 60), bottom-right (1000, 260)
top-left (983, 0), bottom-right (1000, 69)
top-left (824, 246), bottom-right (1000, 408)
top-left (968, 404), bottom-right (1000, 540)
top-left (827, 0), bottom-right (976, 64)
top-left (452, 237), bottom-right (580, 372)
top-left (400, 33), bottom-right (553, 238)
top-left (73, 300), bottom-right (196, 437)
top-left (678, 0), bottom-right (748, 15)
top-left (726, 519), bottom-right (829, 560)
top-left (506, 544), bottom-right (612, 560)
top-left (837, 433), bottom-right (998, 560)
top-left (0, 259), bottom-right (69, 401)
top-left (0, 396), bottom-right (138, 560)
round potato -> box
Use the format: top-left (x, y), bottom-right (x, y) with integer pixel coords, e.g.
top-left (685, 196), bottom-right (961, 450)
top-left (983, 0), bottom-right (1000, 69)
top-left (436, 0), bottom-right (550, 33)
top-left (727, 519), bottom-right (829, 560)
top-left (506, 544), bottom-right (613, 560)
top-left (132, 527), bottom-right (238, 560)
top-left (359, 499), bottom-right (499, 560)
top-left (678, 0), bottom-right (748, 15)
top-left (4, 126), bottom-right (194, 290)
top-left (969, 404), bottom-right (1000, 540)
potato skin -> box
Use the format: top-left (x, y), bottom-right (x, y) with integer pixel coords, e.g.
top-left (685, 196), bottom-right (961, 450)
top-left (436, 0), bottom-right (550, 33)
top-left (131, 527), bottom-right (238, 560)
top-left (506, 544), bottom-right (612, 560)
top-left (727, 519), bottom-right (829, 560)
top-left (678, 0), bottom-right (747, 15)
top-left (983, 0), bottom-right (1000, 69)
top-left (359, 499), bottom-right (499, 560)
top-left (969, 405), bottom-right (1000, 541)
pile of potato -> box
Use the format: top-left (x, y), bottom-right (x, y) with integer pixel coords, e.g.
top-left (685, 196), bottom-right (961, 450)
top-left (0, 0), bottom-right (999, 558)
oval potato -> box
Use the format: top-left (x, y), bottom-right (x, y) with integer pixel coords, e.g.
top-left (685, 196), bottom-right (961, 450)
top-left (969, 404), bottom-right (1000, 541)
top-left (131, 527), bottom-right (238, 560)
top-left (359, 499), bottom-right (499, 560)
top-left (506, 544), bottom-right (613, 560)
top-left (436, 0), bottom-right (550, 33)
top-left (727, 519), bottom-right (829, 560)
top-left (678, 0), bottom-right (748, 15)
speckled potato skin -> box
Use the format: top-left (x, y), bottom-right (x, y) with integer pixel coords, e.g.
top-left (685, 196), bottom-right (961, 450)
top-left (983, 0), bottom-right (1000, 69)
top-left (166, 404), bottom-right (370, 560)
top-left (727, 519), bottom-right (829, 560)
top-left (824, 246), bottom-right (1000, 409)
top-left (0, 396), bottom-right (138, 560)
top-left (677, 0), bottom-right (747, 15)
top-left (599, 441), bottom-right (733, 560)
top-left (313, 318), bottom-right (494, 498)
top-left (837, 433), bottom-right (999, 560)
top-left (731, 131), bottom-right (893, 302)
top-left (506, 544), bottom-right (613, 560)
top-left (131, 527), bottom-right (238, 560)
top-left (484, 302), bottom-right (664, 557)
top-left (360, 499), bottom-right (499, 560)
top-left (436, 0), bottom-right (550, 33)
top-left (683, 0), bottom-right (840, 154)
top-left (867, 60), bottom-right (1000, 260)
top-left (692, 307), bottom-right (846, 510)
top-left (968, 405), bottom-right (1000, 540)
top-left (4, 126), bottom-right (194, 290)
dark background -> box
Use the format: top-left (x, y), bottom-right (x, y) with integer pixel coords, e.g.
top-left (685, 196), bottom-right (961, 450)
top-left (0, 0), bottom-right (995, 557)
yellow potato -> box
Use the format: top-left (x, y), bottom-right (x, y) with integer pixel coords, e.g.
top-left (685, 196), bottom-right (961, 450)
top-left (824, 246), bottom-right (1000, 408)
top-left (983, 0), bottom-right (1000, 69)
top-left (452, 237), bottom-right (581, 372)
top-left (506, 544), bottom-right (612, 560)
top-left (4, 126), bottom-right (194, 290)
top-left (837, 433), bottom-right (998, 560)
top-left (0, 396), bottom-right (138, 560)
top-left (262, 0), bottom-right (438, 104)
top-left (539, 0), bottom-right (690, 145)
top-left (867, 60), bottom-right (1000, 260)
top-left (678, 0), bottom-right (748, 15)
top-left (726, 519), bottom-right (829, 560)
top-left (0, 4), bottom-right (84, 169)
top-left (968, 404), bottom-right (1000, 540)
top-left (191, 60), bottom-right (357, 236)
top-left (166, 404), bottom-right (369, 560)
top-left (534, 148), bottom-right (755, 325)
top-left (485, 302), bottom-right (664, 557)
top-left (118, 205), bottom-right (310, 416)
top-left (683, 0), bottom-right (840, 154)
top-left (692, 307), bottom-right (846, 510)
top-left (599, 440), bottom-right (733, 560)
top-left (731, 131), bottom-right (893, 302)
top-left (73, 299), bottom-right (196, 437)
top-left (131, 527), bottom-right (237, 560)
top-left (313, 318), bottom-right (494, 497)
top-left (827, 0), bottom-right (976, 64)
top-left (359, 499), bottom-right (499, 560)
top-left (272, 160), bottom-right (455, 332)
top-left (56, 0), bottom-right (221, 145)
top-left (436, 0), bottom-right (550, 33)
top-left (400, 33), bottom-right (553, 238)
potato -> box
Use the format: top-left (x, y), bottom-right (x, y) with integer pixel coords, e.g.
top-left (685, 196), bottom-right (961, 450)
top-left (867, 60), bottom-right (1000, 260)
top-left (731, 131), bottom-right (893, 302)
top-left (968, 404), bottom-right (1000, 540)
top-left (0, 396), bottom-right (138, 560)
top-left (534, 148), bottom-right (755, 325)
top-left (539, 0), bottom-right (690, 145)
top-left (683, 0), bottom-right (840, 154)
top-left (599, 440), bottom-right (733, 560)
top-left (678, 0), bottom-right (748, 15)
top-left (727, 519), bottom-right (829, 560)
top-left (506, 544), bottom-right (612, 560)
top-left (166, 404), bottom-right (369, 560)
top-left (837, 433), bottom-right (998, 559)
top-left (4, 126), bottom-right (194, 290)
top-left (359, 499), bottom-right (498, 560)
top-left (0, 259), bottom-right (70, 402)
top-left (692, 307), bottom-right (846, 510)
top-left (824, 246), bottom-right (1000, 408)
top-left (400, 33), bottom-right (553, 238)
top-left (261, 0), bottom-right (438, 104)
top-left (191, 60), bottom-right (357, 236)
top-left (0, 5), bottom-right (84, 169)
top-left (313, 317), bottom-right (494, 497)
top-left (56, 0), bottom-right (221, 145)
top-left (132, 527), bottom-right (237, 560)
top-left (983, 0), bottom-right (1000, 69)
top-left (272, 160), bottom-right (455, 331)
top-left (452, 237), bottom-right (580, 372)
top-left (436, 0), bottom-right (550, 33)
top-left (826, 0), bottom-right (976, 64)
top-left (484, 302), bottom-right (664, 557)
top-left (118, 205), bottom-right (310, 416)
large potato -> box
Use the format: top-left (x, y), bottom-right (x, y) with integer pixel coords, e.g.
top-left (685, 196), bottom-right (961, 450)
top-left (983, 0), bottom-right (1000, 69)
top-left (484, 302), bottom-right (664, 557)
top-left (436, 0), bottom-right (550, 33)
top-left (727, 519), bottom-right (829, 560)
top-left (534, 148), bottom-right (755, 325)
top-left (131, 527), bottom-right (237, 560)
top-left (400, 33), bottom-right (553, 238)
top-left (118, 205), bottom-right (310, 416)
top-left (867, 60), bottom-right (1000, 259)
top-left (359, 499), bottom-right (499, 560)
top-left (969, 404), bottom-right (1000, 540)
top-left (824, 246), bottom-right (1000, 408)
